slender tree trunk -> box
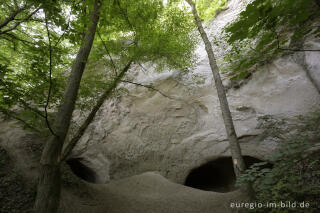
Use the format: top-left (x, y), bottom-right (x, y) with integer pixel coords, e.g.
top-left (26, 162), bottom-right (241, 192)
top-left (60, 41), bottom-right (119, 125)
top-left (61, 60), bottom-right (132, 161)
top-left (34, 1), bottom-right (101, 213)
top-left (185, 0), bottom-right (247, 178)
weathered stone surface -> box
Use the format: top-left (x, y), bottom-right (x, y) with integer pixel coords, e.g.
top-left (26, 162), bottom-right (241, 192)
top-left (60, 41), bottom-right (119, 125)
top-left (86, 172), bottom-right (246, 213)
top-left (73, 50), bottom-right (320, 184)
top-left (0, 0), bottom-right (319, 212)
top-left (57, 171), bottom-right (246, 213)
top-left (0, 120), bottom-right (41, 179)
top-left (72, 0), bottom-right (320, 184)
top-left (0, 122), bottom-right (247, 213)
top-left (304, 39), bottom-right (320, 92)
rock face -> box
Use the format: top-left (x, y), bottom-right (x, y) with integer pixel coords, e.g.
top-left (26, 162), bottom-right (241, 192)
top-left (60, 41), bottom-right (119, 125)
top-left (71, 0), bottom-right (320, 185)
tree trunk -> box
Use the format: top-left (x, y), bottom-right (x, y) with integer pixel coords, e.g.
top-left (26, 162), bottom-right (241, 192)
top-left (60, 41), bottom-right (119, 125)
top-left (61, 60), bottom-right (132, 161)
top-left (185, 0), bottom-right (247, 178)
top-left (34, 1), bottom-right (101, 213)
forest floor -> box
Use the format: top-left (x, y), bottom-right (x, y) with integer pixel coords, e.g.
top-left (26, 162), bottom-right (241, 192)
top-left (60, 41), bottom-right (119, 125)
top-left (0, 146), bottom-right (35, 213)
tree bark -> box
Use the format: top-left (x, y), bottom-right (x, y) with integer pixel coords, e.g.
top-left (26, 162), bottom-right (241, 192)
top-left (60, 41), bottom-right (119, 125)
top-left (34, 1), bottom-right (101, 213)
top-left (185, 0), bottom-right (247, 178)
top-left (61, 60), bottom-right (132, 161)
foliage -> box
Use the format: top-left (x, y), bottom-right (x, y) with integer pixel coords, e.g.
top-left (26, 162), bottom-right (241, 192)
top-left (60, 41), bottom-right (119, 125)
top-left (236, 111), bottom-right (320, 212)
top-left (196, 0), bottom-right (228, 21)
top-left (0, 0), bottom-right (75, 133)
top-left (0, 0), bottom-right (198, 134)
top-left (95, 0), bottom-right (198, 71)
top-left (223, 0), bottom-right (320, 80)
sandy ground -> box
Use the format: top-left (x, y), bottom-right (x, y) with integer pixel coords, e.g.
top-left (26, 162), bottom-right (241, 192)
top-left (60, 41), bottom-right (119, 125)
top-left (59, 172), bottom-right (245, 213)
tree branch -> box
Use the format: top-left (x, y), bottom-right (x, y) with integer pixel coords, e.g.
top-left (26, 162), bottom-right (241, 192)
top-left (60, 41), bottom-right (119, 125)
top-left (0, 4), bottom-right (30, 30)
top-left (53, 8), bottom-right (73, 48)
top-left (0, 107), bottom-right (41, 133)
top-left (121, 80), bottom-right (173, 99)
top-left (137, 62), bottom-right (148, 72)
top-left (44, 13), bottom-right (58, 137)
top-left (0, 7), bottom-right (40, 35)
top-left (61, 60), bottom-right (132, 160)
top-left (115, 0), bottom-right (134, 30)
top-left (19, 99), bottom-right (46, 118)
top-left (115, 0), bottom-right (138, 45)
top-left (97, 29), bottom-right (118, 74)
top-left (274, 30), bottom-right (320, 52)
top-left (2, 32), bottom-right (36, 45)
top-left (0, 35), bottom-right (14, 44)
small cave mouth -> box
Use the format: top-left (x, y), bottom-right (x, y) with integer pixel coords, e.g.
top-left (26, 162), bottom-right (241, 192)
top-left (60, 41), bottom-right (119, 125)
top-left (67, 158), bottom-right (98, 183)
top-left (184, 156), bottom-right (272, 192)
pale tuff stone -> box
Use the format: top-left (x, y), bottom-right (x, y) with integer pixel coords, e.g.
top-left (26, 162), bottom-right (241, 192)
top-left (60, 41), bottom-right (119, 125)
top-left (73, 0), bottom-right (320, 184)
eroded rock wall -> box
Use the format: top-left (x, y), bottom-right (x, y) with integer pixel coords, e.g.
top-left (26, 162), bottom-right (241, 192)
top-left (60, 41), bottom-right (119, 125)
top-left (71, 0), bottom-right (320, 184)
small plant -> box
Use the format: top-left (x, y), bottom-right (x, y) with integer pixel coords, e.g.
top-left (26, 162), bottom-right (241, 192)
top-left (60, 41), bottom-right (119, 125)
top-left (236, 111), bottom-right (320, 212)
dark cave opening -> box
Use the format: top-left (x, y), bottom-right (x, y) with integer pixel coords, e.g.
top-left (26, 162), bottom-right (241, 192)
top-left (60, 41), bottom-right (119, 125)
top-left (184, 156), bottom-right (272, 192)
top-left (66, 158), bottom-right (97, 183)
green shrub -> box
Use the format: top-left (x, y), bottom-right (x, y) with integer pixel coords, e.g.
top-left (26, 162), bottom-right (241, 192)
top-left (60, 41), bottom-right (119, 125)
top-left (223, 0), bottom-right (320, 80)
top-left (196, 0), bottom-right (228, 21)
top-left (237, 111), bottom-right (320, 212)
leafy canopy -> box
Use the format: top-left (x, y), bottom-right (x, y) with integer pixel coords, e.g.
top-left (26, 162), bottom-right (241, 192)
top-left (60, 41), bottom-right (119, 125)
top-left (0, 0), bottom-right (76, 130)
top-left (223, 0), bottom-right (320, 80)
top-left (196, 0), bottom-right (228, 21)
top-left (0, 0), bottom-right (197, 133)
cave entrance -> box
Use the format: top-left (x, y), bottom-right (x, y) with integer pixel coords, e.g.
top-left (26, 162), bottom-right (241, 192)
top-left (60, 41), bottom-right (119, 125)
top-left (184, 156), bottom-right (272, 192)
top-left (67, 158), bottom-right (97, 183)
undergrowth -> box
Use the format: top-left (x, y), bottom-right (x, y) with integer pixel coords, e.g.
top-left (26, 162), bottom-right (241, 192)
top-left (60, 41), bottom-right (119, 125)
top-left (236, 111), bottom-right (320, 212)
